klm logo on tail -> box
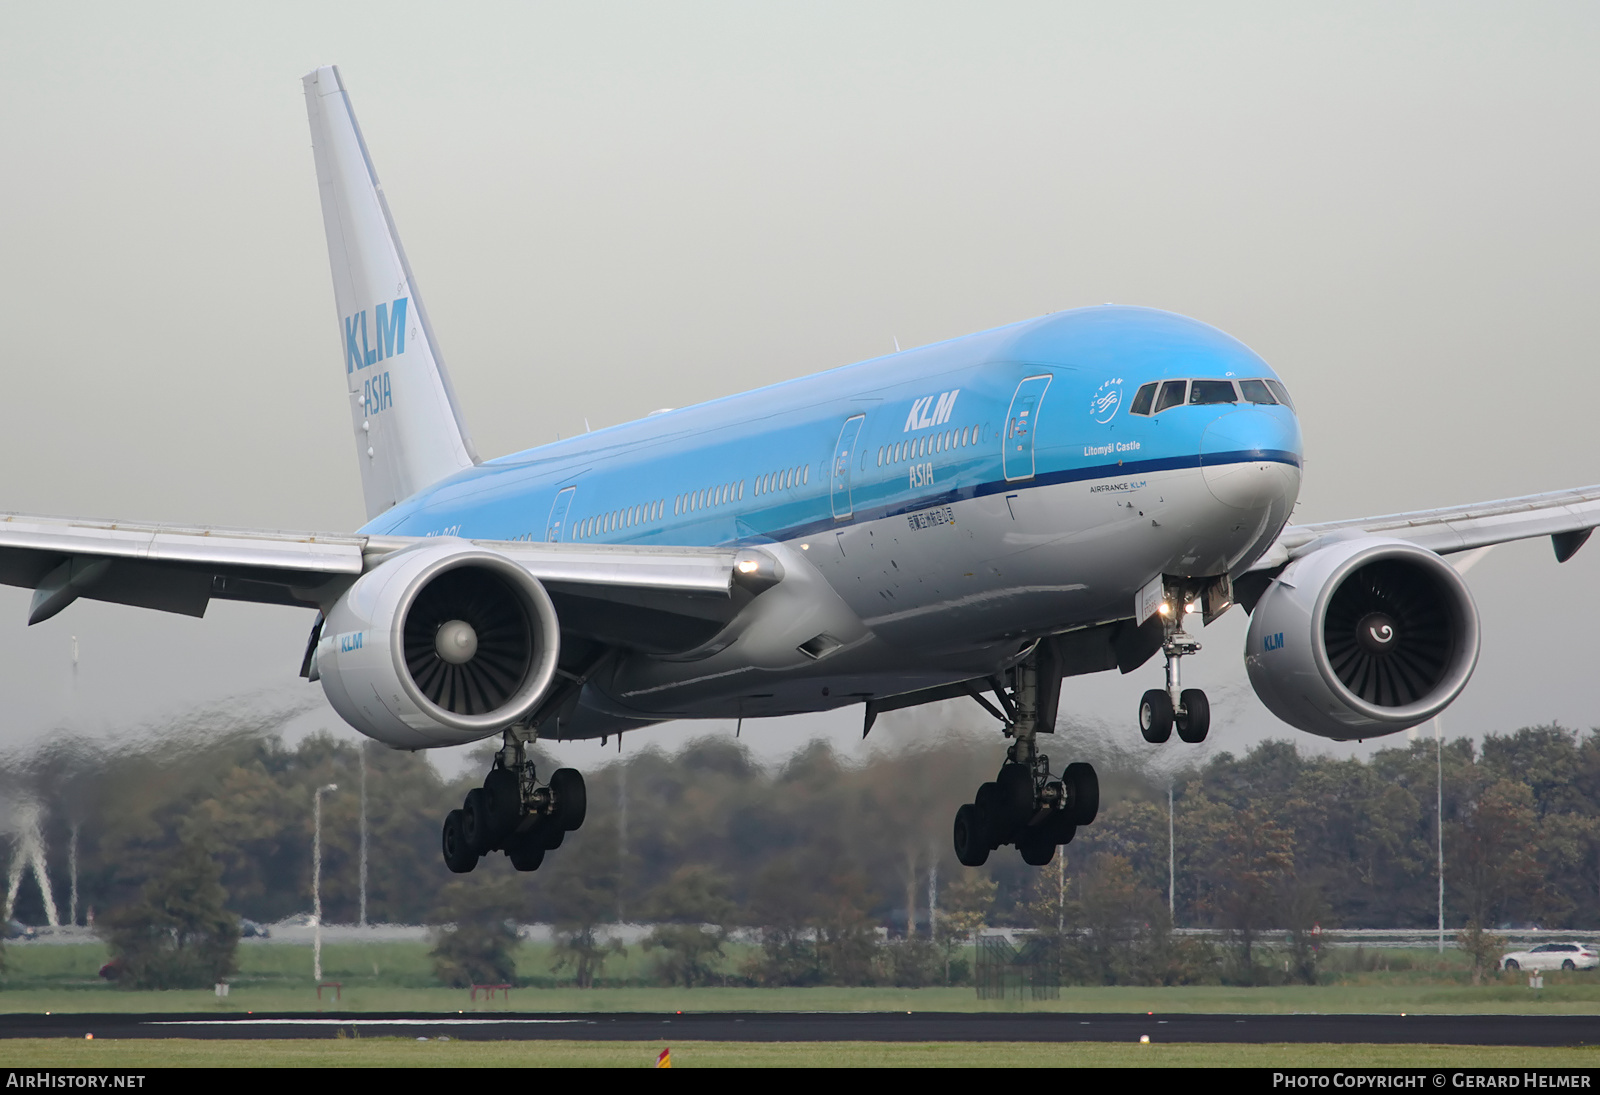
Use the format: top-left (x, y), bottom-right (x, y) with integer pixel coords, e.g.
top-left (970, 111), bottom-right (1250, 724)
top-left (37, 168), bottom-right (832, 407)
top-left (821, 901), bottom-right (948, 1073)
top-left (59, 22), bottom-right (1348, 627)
top-left (344, 297), bottom-right (409, 373)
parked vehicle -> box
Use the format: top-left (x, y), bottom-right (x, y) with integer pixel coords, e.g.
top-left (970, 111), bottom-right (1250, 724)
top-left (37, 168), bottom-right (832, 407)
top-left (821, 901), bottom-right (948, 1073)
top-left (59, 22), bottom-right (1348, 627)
top-left (1501, 943), bottom-right (1600, 971)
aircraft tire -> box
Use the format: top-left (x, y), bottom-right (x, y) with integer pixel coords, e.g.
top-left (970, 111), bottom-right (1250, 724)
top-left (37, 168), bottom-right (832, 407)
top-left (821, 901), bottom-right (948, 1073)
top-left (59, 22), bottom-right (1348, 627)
top-left (1140, 689), bottom-right (1174, 743)
top-left (1065, 762), bottom-right (1099, 826)
top-left (550, 768), bottom-right (587, 831)
top-left (507, 834), bottom-right (545, 872)
top-left (953, 804), bottom-right (989, 867)
top-left (442, 810), bottom-right (478, 874)
top-left (996, 763), bottom-right (1035, 829)
top-left (1019, 839), bottom-right (1056, 867)
top-left (973, 782), bottom-right (1005, 847)
top-left (463, 788), bottom-right (495, 855)
top-left (537, 817), bottom-right (566, 850)
top-left (484, 767), bottom-right (521, 840)
top-left (1036, 808), bottom-right (1077, 847)
top-left (1176, 689), bottom-right (1210, 743)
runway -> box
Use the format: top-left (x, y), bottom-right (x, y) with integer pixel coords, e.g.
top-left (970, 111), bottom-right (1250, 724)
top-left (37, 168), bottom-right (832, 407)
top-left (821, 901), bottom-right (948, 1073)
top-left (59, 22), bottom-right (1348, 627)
top-left (4, 1012), bottom-right (1599, 1045)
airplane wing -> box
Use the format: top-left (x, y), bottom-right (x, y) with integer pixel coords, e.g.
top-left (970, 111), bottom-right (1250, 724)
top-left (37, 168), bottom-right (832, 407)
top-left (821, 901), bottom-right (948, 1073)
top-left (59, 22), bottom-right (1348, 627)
top-left (1248, 483), bottom-right (1600, 572)
top-left (0, 511), bottom-right (754, 654)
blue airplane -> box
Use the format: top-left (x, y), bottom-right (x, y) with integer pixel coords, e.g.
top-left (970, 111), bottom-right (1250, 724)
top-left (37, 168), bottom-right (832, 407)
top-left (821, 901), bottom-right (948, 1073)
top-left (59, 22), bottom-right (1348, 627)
top-left (5, 67), bottom-right (1598, 874)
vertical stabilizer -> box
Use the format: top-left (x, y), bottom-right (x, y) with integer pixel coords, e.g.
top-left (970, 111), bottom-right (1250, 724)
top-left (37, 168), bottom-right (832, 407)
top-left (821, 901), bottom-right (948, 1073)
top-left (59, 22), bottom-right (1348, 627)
top-left (304, 66), bottom-right (479, 520)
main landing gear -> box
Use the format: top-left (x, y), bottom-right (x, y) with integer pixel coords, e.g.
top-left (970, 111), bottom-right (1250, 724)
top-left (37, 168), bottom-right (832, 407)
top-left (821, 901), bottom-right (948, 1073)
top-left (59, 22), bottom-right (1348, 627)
top-left (441, 729), bottom-right (586, 873)
top-left (1138, 592), bottom-right (1211, 745)
top-left (953, 646), bottom-right (1100, 869)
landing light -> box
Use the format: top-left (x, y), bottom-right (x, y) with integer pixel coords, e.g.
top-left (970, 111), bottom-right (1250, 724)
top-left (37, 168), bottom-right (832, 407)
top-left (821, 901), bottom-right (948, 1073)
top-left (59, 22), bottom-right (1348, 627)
top-left (1185, 602), bottom-right (1200, 614)
top-left (737, 559), bottom-right (760, 575)
top-left (1157, 603), bottom-right (1171, 617)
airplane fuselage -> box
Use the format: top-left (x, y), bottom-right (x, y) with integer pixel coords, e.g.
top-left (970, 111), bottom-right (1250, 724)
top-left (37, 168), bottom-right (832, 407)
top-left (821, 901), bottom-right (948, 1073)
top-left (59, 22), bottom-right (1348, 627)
top-left (362, 305), bottom-right (1303, 735)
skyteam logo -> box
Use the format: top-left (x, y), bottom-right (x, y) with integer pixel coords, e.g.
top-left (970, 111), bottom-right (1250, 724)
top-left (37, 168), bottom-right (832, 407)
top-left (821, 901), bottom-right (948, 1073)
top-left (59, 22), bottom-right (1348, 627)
top-left (343, 297), bottom-right (409, 374)
top-left (1090, 378), bottom-right (1123, 424)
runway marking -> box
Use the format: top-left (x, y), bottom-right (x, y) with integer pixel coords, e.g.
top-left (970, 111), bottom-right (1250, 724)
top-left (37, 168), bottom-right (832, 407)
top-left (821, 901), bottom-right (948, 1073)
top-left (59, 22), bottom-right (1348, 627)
top-left (147, 1018), bottom-right (587, 1026)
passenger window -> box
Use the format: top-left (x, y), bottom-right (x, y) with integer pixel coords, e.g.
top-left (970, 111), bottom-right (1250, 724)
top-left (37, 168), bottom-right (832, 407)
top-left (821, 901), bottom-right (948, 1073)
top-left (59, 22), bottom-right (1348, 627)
top-left (1189, 380), bottom-right (1238, 405)
top-left (1238, 379), bottom-right (1277, 405)
top-left (1265, 379), bottom-right (1296, 411)
top-left (1130, 382), bottom-right (1157, 416)
top-left (1154, 380), bottom-right (1187, 413)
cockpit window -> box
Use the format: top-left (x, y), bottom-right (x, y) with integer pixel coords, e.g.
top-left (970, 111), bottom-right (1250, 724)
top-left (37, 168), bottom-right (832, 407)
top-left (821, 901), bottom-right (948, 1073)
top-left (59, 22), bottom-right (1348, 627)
top-left (1129, 382), bottom-right (1157, 416)
top-left (1265, 379), bottom-right (1295, 411)
top-left (1238, 379), bottom-right (1277, 405)
top-left (1189, 380), bottom-right (1238, 405)
top-left (1154, 380), bottom-right (1187, 413)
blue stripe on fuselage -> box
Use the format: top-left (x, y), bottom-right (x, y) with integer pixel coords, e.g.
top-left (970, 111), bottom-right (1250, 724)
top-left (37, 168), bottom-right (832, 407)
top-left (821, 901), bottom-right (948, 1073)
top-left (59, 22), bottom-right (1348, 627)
top-left (363, 306), bottom-right (1304, 547)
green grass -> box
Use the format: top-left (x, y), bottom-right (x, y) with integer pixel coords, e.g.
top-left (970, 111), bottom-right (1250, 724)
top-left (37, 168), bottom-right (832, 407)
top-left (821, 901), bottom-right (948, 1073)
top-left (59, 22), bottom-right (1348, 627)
top-left (0, 1038), bottom-right (1595, 1068)
top-left (6, 942), bottom-right (1600, 1015)
top-left (6, 983), bottom-right (1600, 1016)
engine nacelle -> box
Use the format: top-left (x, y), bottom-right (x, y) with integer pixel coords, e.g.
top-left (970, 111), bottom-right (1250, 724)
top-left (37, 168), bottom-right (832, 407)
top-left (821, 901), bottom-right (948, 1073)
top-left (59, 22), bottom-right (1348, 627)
top-left (1245, 536), bottom-right (1479, 740)
top-left (316, 541), bottom-right (561, 748)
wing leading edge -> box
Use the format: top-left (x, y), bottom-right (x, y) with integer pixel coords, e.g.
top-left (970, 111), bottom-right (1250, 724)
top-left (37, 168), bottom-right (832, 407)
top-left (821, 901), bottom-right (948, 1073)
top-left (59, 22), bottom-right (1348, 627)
top-left (0, 512), bottom-right (752, 652)
top-left (1249, 483), bottom-right (1600, 572)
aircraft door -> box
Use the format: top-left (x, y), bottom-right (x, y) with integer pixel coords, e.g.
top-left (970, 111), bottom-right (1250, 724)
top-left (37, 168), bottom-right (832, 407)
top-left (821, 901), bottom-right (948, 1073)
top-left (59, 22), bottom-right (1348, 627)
top-left (831, 414), bottom-right (867, 519)
top-left (1003, 374), bottom-right (1053, 481)
top-left (545, 486), bottom-right (576, 541)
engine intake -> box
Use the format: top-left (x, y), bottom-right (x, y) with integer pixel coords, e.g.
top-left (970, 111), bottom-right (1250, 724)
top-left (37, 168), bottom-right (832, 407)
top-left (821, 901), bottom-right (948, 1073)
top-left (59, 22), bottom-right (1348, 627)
top-left (317, 542), bottom-right (561, 748)
top-left (1245, 537), bottom-right (1479, 739)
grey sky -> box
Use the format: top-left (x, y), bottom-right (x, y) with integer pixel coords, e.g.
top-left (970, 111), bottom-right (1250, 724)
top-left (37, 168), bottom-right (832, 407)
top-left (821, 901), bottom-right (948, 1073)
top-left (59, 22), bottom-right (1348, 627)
top-left (0, 2), bottom-right (1596, 772)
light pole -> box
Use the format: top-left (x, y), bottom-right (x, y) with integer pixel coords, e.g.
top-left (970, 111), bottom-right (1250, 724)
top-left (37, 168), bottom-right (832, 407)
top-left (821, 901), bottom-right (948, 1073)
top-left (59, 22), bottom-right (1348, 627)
top-left (358, 745), bottom-right (368, 929)
top-left (1436, 716), bottom-right (1445, 953)
top-left (313, 783), bottom-right (338, 982)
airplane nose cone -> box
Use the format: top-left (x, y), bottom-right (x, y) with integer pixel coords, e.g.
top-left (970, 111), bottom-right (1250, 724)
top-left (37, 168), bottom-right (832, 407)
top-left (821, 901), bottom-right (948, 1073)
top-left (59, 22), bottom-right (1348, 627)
top-left (1201, 408), bottom-right (1302, 511)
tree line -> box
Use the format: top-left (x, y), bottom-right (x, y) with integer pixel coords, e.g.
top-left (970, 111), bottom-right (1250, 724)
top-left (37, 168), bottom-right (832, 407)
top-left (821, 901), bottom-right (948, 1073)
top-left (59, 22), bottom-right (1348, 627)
top-left (4, 709), bottom-right (1596, 986)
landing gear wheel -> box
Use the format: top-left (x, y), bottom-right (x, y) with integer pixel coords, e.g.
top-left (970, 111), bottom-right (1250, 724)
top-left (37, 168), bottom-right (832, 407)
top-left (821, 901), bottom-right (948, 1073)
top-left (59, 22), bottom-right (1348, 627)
top-left (507, 832), bottom-right (545, 872)
top-left (1019, 839), bottom-right (1056, 866)
top-left (537, 818), bottom-right (566, 850)
top-left (484, 767), bottom-right (521, 837)
top-left (462, 787), bottom-right (495, 855)
top-left (1140, 689), bottom-right (1174, 743)
top-left (1176, 689), bottom-right (1210, 743)
top-left (550, 768), bottom-right (587, 831)
top-left (1064, 762), bottom-right (1099, 826)
top-left (441, 809), bottom-right (478, 873)
top-left (954, 804), bottom-right (990, 867)
top-left (1036, 808), bottom-right (1077, 846)
top-left (995, 763), bottom-right (1035, 830)
top-left (973, 782), bottom-right (1004, 847)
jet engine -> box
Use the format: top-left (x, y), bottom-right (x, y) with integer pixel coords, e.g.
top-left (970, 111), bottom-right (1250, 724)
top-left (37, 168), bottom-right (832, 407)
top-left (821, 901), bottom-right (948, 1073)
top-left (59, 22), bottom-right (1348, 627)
top-left (1244, 537), bottom-right (1479, 740)
top-left (315, 541), bottom-right (561, 748)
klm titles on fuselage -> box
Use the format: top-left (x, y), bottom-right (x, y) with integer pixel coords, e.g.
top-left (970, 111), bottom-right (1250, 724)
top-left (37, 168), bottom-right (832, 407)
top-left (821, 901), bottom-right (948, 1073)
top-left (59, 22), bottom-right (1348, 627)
top-left (905, 390), bottom-right (960, 432)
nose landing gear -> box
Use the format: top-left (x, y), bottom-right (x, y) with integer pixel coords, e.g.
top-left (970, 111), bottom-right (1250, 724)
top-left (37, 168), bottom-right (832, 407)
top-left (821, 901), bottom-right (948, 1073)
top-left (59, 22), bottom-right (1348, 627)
top-left (1139, 587), bottom-right (1211, 745)
top-left (952, 644), bottom-right (1101, 868)
top-left (441, 728), bottom-right (586, 873)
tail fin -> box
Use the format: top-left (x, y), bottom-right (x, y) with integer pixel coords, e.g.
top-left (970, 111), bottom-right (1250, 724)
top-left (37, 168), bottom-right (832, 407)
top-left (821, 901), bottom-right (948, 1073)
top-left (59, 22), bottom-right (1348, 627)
top-left (303, 66), bottom-right (479, 520)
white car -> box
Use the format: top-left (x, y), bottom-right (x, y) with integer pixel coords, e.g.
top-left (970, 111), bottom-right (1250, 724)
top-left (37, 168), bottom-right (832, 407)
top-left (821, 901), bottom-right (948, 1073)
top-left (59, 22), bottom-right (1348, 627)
top-left (1501, 943), bottom-right (1600, 971)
